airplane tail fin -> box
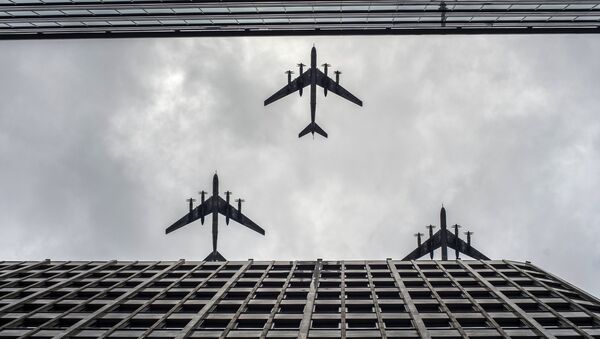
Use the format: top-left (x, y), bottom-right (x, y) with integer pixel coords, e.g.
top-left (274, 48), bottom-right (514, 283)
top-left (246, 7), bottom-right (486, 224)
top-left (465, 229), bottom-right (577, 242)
top-left (204, 251), bottom-right (227, 262)
top-left (298, 122), bottom-right (328, 138)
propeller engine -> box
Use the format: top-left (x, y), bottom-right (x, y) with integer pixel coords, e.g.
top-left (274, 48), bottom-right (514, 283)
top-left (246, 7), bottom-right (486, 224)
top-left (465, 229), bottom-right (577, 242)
top-left (186, 198), bottom-right (196, 222)
top-left (285, 70), bottom-right (294, 84)
top-left (198, 190), bottom-right (207, 224)
top-left (414, 232), bottom-right (424, 247)
top-left (426, 225), bottom-right (436, 259)
top-left (334, 70), bottom-right (342, 84)
top-left (322, 63), bottom-right (331, 96)
top-left (453, 224), bottom-right (462, 259)
top-left (186, 198), bottom-right (196, 213)
top-left (225, 191), bottom-right (232, 225)
top-left (236, 198), bottom-right (245, 214)
top-left (464, 231), bottom-right (474, 247)
top-left (297, 63), bottom-right (306, 96)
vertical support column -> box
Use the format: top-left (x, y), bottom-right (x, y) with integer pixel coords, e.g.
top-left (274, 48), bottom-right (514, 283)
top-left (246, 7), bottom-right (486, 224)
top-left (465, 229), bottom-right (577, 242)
top-left (440, 1), bottom-right (447, 27)
top-left (298, 259), bottom-right (322, 339)
top-left (387, 259), bottom-right (431, 339)
top-left (412, 261), bottom-right (468, 338)
top-left (365, 262), bottom-right (386, 339)
top-left (260, 261), bottom-right (297, 339)
top-left (340, 261), bottom-right (347, 339)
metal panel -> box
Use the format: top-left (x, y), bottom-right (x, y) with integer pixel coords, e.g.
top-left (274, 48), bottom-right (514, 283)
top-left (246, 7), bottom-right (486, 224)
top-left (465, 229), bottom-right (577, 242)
top-left (1, 1), bottom-right (600, 39)
top-left (0, 260), bottom-right (599, 339)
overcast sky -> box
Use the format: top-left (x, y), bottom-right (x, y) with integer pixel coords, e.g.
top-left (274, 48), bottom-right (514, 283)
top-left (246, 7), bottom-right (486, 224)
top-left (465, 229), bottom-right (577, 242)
top-left (0, 35), bottom-right (599, 297)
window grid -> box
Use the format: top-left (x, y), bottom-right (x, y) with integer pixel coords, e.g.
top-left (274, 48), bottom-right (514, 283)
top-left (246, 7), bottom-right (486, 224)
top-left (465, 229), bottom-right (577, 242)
top-left (459, 261), bottom-right (555, 338)
top-left (99, 261), bottom-right (207, 338)
top-left (2, 260), bottom-right (138, 335)
top-left (412, 261), bottom-right (469, 337)
top-left (58, 260), bottom-right (184, 338)
top-left (259, 261), bottom-right (297, 338)
top-left (1, 1), bottom-right (600, 39)
top-left (433, 260), bottom-right (511, 338)
top-left (504, 261), bottom-right (600, 329)
top-left (176, 261), bottom-right (252, 339)
top-left (219, 261), bottom-right (274, 338)
top-left (0, 260), bottom-right (599, 338)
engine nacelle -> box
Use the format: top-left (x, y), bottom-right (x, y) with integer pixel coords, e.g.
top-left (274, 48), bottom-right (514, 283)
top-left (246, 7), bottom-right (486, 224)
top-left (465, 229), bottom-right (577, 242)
top-left (236, 198), bottom-right (245, 214)
top-left (187, 198), bottom-right (196, 222)
top-left (225, 191), bottom-right (232, 225)
top-left (322, 63), bottom-right (331, 96)
top-left (297, 63), bottom-right (305, 96)
top-left (285, 70), bottom-right (294, 84)
top-left (335, 70), bottom-right (341, 84)
top-left (199, 190), bottom-right (207, 224)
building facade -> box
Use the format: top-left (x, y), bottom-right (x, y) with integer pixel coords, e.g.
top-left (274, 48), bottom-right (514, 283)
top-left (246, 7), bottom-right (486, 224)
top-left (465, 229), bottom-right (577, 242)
top-left (1, 1), bottom-right (600, 40)
top-left (0, 259), bottom-right (599, 338)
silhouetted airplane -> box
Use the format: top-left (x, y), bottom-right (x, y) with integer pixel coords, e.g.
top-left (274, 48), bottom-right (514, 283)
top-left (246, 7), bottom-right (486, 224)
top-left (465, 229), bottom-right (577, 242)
top-left (264, 46), bottom-right (363, 138)
top-left (165, 173), bottom-right (265, 261)
top-left (403, 206), bottom-right (489, 260)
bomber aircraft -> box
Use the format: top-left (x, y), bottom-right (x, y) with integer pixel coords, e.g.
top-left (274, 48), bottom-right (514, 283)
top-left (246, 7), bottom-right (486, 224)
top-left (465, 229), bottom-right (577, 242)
top-left (403, 206), bottom-right (489, 261)
top-left (264, 46), bottom-right (363, 138)
top-left (165, 173), bottom-right (265, 261)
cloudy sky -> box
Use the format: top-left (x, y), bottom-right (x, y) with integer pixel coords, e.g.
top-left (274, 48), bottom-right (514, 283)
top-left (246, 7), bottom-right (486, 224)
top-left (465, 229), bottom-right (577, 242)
top-left (0, 35), bottom-right (599, 296)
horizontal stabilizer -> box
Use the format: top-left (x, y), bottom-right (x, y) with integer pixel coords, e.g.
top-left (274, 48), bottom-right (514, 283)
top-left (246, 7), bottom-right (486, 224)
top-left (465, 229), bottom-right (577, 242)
top-left (298, 122), bottom-right (328, 138)
top-left (204, 251), bottom-right (227, 262)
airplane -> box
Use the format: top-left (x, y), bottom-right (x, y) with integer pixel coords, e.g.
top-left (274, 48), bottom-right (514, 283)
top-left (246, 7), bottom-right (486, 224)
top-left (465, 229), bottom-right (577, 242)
top-left (402, 206), bottom-right (489, 260)
top-left (165, 173), bottom-right (266, 261)
top-left (264, 46), bottom-right (363, 139)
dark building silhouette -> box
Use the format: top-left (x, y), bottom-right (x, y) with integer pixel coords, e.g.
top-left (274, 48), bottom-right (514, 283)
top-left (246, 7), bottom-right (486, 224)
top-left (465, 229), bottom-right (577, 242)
top-left (0, 259), bottom-right (599, 338)
top-left (2, 1), bottom-right (600, 40)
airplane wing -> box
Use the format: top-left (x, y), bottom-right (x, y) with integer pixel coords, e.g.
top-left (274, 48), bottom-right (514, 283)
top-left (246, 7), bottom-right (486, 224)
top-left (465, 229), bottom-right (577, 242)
top-left (264, 70), bottom-right (311, 106)
top-left (402, 231), bottom-right (441, 260)
top-left (316, 69), bottom-right (363, 106)
top-left (217, 197), bottom-right (266, 236)
top-left (165, 197), bottom-right (214, 234)
top-left (446, 232), bottom-right (490, 260)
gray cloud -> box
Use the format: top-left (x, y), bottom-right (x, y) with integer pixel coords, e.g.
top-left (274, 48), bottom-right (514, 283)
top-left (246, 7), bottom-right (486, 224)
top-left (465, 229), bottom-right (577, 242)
top-left (0, 35), bottom-right (599, 297)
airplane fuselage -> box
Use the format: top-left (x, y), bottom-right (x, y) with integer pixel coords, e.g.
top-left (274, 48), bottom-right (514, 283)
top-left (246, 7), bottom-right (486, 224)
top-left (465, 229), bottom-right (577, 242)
top-left (440, 207), bottom-right (448, 260)
top-left (212, 174), bottom-right (219, 252)
top-left (310, 46), bottom-right (317, 124)
top-left (165, 173), bottom-right (265, 261)
top-left (264, 45), bottom-right (362, 139)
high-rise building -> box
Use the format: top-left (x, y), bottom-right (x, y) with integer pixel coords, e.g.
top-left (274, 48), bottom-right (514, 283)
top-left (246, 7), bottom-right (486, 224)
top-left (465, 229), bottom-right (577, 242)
top-left (0, 259), bottom-right (598, 338)
top-left (1, 1), bottom-right (600, 40)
